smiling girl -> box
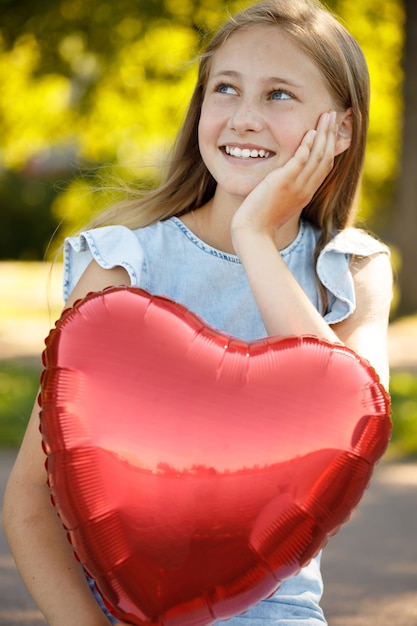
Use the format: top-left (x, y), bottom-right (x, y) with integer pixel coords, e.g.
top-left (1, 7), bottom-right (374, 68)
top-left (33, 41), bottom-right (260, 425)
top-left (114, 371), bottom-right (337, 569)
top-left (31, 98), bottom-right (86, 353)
top-left (4, 1), bottom-right (392, 625)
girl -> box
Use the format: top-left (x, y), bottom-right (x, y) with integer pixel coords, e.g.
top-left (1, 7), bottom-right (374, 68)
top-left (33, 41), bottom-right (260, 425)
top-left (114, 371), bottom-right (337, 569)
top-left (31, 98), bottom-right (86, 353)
top-left (4, 0), bottom-right (392, 624)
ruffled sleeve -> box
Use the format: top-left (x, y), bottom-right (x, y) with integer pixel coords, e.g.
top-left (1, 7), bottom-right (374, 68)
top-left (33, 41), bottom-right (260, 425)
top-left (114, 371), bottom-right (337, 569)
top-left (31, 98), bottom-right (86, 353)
top-left (63, 225), bottom-right (144, 302)
top-left (318, 228), bottom-right (390, 324)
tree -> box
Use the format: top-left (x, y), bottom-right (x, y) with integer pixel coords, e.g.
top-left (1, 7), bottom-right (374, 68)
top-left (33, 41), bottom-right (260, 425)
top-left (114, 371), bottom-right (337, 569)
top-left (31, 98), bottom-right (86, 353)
top-left (0, 0), bottom-right (408, 281)
top-left (388, 0), bottom-right (417, 315)
top-left (329, 0), bottom-right (404, 228)
top-left (0, 0), bottom-right (234, 256)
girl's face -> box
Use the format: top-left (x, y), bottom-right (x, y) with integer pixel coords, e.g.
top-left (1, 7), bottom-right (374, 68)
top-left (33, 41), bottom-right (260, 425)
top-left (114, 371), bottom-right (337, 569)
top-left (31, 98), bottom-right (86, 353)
top-left (198, 26), bottom-right (344, 205)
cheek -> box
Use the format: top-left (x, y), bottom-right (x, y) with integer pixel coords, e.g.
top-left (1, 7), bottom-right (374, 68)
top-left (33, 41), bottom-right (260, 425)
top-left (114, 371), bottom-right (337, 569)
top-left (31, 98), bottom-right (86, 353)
top-left (197, 118), bottom-right (210, 164)
top-left (198, 104), bottom-right (221, 161)
top-left (198, 102), bottom-right (211, 143)
top-left (199, 95), bottom-right (232, 142)
top-left (271, 114), bottom-right (319, 162)
top-left (273, 126), bottom-right (306, 162)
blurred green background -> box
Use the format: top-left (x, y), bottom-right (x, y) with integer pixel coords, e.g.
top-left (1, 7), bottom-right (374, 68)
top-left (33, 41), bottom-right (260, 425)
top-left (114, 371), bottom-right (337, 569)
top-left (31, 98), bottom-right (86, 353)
top-left (1, 0), bottom-right (416, 455)
top-left (0, 0), bottom-right (409, 258)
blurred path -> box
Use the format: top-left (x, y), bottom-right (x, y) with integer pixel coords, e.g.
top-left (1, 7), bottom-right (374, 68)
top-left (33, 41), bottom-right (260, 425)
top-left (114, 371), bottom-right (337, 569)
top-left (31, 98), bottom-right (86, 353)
top-left (321, 461), bottom-right (417, 625)
top-left (1, 449), bottom-right (416, 626)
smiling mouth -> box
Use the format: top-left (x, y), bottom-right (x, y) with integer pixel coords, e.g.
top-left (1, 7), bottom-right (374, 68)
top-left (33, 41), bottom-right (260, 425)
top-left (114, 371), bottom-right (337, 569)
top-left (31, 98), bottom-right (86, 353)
top-left (224, 145), bottom-right (272, 159)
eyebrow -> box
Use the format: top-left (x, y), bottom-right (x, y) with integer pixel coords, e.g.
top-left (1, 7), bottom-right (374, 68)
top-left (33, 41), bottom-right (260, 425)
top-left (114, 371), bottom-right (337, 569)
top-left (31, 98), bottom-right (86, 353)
top-left (210, 69), bottom-right (303, 89)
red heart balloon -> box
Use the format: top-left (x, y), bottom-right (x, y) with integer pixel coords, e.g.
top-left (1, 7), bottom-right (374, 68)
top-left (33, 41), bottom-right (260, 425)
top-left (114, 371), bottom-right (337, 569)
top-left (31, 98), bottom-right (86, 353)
top-left (40, 287), bottom-right (391, 626)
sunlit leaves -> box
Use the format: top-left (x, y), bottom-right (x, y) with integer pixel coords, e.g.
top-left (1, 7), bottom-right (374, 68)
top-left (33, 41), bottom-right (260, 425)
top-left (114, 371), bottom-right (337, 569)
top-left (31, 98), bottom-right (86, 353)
top-left (0, 0), bottom-right (406, 244)
top-left (0, 34), bottom-right (73, 168)
top-left (331, 0), bottom-right (405, 223)
top-left (77, 23), bottom-right (198, 164)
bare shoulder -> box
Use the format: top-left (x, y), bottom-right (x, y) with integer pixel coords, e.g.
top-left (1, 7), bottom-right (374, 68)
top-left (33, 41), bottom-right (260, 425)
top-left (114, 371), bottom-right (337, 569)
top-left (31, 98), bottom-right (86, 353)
top-left (66, 260), bottom-right (131, 307)
top-left (349, 251), bottom-right (393, 320)
top-left (331, 251), bottom-right (392, 387)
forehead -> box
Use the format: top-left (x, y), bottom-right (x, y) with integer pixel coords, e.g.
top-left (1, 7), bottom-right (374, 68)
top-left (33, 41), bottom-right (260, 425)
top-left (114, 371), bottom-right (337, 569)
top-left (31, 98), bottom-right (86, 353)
top-left (209, 25), bottom-right (327, 88)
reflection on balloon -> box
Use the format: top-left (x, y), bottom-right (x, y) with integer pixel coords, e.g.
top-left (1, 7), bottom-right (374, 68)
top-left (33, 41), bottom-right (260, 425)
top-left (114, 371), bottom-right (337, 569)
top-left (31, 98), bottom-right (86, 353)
top-left (40, 287), bottom-right (391, 626)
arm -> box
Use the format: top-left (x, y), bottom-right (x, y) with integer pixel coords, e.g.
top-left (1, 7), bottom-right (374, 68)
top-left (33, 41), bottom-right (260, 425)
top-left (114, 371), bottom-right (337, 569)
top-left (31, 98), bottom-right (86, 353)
top-left (3, 262), bottom-right (131, 626)
top-left (232, 229), bottom-right (340, 342)
top-left (231, 113), bottom-right (392, 387)
top-left (231, 111), bottom-right (340, 342)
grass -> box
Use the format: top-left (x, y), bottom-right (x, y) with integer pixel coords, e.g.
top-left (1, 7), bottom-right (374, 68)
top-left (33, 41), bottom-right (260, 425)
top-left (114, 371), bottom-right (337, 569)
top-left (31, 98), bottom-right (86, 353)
top-left (0, 360), bottom-right (41, 446)
top-left (1, 358), bottom-right (417, 458)
top-left (388, 372), bottom-right (417, 458)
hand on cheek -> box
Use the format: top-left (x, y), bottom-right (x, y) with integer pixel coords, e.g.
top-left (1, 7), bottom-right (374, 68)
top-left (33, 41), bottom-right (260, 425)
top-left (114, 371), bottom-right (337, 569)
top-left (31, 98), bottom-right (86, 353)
top-left (231, 110), bottom-right (338, 239)
top-left (294, 110), bottom-right (338, 187)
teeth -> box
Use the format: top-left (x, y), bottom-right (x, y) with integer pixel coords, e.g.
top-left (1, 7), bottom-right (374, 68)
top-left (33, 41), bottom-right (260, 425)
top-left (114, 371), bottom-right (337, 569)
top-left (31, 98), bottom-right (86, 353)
top-left (225, 146), bottom-right (270, 159)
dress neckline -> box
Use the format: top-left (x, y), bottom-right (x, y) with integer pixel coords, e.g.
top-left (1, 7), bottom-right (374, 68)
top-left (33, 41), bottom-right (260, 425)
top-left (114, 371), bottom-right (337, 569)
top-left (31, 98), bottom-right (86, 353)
top-left (169, 217), bottom-right (306, 261)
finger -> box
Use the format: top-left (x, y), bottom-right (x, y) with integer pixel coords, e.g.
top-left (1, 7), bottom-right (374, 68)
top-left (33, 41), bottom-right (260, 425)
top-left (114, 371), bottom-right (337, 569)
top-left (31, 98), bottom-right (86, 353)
top-left (291, 111), bottom-right (332, 169)
top-left (296, 112), bottom-right (337, 183)
top-left (313, 111), bottom-right (337, 163)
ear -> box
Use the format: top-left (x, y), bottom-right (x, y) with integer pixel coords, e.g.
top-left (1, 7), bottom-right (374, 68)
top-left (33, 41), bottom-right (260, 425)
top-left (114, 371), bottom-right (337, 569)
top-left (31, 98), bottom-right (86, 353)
top-left (335, 107), bottom-right (353, 156)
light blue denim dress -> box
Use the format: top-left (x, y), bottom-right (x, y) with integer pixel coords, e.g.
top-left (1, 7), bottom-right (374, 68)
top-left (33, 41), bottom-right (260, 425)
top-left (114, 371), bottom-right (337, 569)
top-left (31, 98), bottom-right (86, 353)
top-left (64, 217), bottom-right (389, 625)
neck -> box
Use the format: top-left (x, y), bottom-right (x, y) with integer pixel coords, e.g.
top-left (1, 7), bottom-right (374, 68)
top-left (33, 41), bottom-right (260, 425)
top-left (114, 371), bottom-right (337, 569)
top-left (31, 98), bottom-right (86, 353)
top-left (195, 199), bottom-right (236, 254)
top-left (181, 193), bottom-right (301, 255)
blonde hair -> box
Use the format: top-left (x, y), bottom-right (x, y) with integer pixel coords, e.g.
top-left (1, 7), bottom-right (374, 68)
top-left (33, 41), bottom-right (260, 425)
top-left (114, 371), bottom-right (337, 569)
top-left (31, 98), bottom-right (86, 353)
top-left (87, 0), bottom-right (370, 253)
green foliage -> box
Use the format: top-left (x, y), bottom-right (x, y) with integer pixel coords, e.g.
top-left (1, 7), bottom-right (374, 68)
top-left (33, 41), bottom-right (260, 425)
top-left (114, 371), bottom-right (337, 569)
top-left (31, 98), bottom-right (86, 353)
top-left (330, 0), bottom-right (404, 227)
top-left (0, 0), bottom-right (406, 256)
top-left (389, 371), bottom-right (417, 457)
top-left (0, 361), bottom-right (41, 446)
top-left (0, 170), bottom-right (63, 259)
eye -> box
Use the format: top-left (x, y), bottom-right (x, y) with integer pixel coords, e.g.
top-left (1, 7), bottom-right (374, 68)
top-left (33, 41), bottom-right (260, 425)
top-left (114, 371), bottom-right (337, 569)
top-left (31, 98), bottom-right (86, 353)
top-left (215, 83), bottom-right (238, 95)
top-left (271, 89), bottom-right (293, 101)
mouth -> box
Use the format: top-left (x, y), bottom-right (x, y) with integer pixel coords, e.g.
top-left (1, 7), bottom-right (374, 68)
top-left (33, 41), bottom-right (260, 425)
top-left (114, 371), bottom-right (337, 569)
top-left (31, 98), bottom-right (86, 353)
top-left (223, 145), bottom-right (274, 160)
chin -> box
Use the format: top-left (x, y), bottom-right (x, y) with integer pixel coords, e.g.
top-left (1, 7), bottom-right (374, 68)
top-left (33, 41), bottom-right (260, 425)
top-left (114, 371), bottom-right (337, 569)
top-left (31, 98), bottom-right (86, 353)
top-left (220, 179), bottom-right (261, 200)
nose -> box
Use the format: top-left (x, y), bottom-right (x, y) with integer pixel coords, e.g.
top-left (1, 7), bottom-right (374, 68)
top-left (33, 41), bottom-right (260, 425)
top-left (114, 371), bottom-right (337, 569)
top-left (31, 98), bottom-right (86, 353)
top-left (228, 98), bottom-right (264, 133)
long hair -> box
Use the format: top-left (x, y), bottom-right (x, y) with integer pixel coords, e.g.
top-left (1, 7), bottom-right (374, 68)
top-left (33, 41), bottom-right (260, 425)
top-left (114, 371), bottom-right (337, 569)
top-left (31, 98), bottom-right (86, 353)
top-left (87, 0), bottom-right (370, 253)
